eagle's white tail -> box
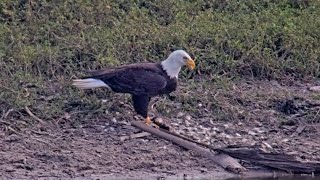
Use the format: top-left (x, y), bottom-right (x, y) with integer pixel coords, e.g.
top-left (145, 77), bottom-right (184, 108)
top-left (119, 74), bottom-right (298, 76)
top-left (72, 78), bottom-right (108, 89)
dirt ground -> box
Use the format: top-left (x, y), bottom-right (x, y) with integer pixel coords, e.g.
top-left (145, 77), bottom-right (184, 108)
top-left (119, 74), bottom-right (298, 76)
top-left (1, 79), bottom-right (320, 179)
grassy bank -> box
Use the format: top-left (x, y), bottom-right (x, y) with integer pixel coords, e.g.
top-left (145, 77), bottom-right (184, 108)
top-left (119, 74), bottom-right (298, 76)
top-left (0, 0), bottom-right (319, 124)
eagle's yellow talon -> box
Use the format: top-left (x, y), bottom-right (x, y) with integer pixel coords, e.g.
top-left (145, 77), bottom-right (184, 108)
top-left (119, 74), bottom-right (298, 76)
top-left (144, 116), bottom-right (152, 125)
top-left (144, 117), bottom-right (159, 128)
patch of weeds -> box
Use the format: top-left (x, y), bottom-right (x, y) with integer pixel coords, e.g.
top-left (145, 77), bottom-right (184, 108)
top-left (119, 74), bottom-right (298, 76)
top-left (0, 0), bottom-right (320, 126)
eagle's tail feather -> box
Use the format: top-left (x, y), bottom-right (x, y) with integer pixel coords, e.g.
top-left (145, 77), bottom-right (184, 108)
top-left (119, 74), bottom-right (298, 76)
top-left (72, 78), bottom-right (108, 89)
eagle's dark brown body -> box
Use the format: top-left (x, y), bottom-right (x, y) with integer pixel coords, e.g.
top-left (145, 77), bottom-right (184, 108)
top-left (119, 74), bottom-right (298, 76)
top-left (85, 63), bottom-right (177, 118)
top-left (73, 50), bottom-right (195, 123)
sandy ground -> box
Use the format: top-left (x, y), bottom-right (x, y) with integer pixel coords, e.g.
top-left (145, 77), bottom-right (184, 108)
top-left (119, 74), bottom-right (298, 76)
top-left (1, 79), bottom-right (320, 179)
top-left (0, 124), bottom-right (227, 179)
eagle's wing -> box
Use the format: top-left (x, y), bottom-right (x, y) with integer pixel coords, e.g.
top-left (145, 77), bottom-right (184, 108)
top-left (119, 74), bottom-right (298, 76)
top-left (107, 68), bottom-right (167, 96)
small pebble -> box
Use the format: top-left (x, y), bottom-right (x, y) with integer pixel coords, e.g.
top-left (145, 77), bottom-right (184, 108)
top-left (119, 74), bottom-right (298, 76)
top-left (254, 120), bottom-right (263, 127)
top-left (177, 112), bottom-right (185, 118)
top-left (203, 141), bottom-right (210, 145)
top-left (185, 120), bottom-right (191, 127)
top-left (209, 131), bottom-right (217, 136)
top-left (281, 138), bottom-right (290, 143)
top-left (212, 127), bottom-right (220, 132)
top-left (185, 114), bottom-right (192, 121)
top-left (171, 123), bottom-right (180, 127)
top-left (253, 127), bottom-right (266, 134)
top-left (260, 136), bottom-right (268, 140)
top-left (220, 132), bottom-right (232, 139)
top-left (154, 117), bottom-right (163, 124)
top-left (111, 118), bottom-right (117, 123)
top-left (262, 141), bottom-right (273, 149)
top-left (248, 130), bottom-right (257, 136)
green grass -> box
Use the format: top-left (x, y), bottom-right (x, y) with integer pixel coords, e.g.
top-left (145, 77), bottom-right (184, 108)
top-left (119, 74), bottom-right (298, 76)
top-left (0, 0), bottom-right (319, 124)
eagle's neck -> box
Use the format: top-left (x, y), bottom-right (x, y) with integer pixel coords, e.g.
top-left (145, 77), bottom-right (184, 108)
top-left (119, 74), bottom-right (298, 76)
top-left (161, 58), bottom-right (181, 79)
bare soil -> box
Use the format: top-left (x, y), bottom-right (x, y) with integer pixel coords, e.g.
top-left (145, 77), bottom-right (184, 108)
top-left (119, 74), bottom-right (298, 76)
top-left (1, 79), bottom-right (320, 179)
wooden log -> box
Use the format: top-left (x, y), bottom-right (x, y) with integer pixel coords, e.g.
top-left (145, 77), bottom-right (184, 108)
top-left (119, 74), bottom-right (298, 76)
top-left (216, 146), bottom-right (320, 174)
top-left (131, 121), bottom-right (246, 174)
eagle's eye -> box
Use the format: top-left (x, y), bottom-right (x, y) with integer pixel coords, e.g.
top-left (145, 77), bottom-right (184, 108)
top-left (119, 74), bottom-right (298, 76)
top-left (182, 56), bottom-right (188, 61)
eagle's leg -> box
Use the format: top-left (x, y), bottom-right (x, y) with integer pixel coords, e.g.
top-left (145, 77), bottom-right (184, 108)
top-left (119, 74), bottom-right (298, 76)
top-left (132, 95), bottom-right (151, 124)
top-left (132, 95), bottom-right (158, 128)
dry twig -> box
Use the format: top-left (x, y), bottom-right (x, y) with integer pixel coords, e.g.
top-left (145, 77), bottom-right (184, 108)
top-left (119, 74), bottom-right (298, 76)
top-left (30, 129), bottom-right (53, 136)
top-left (120, 132), bottom-right (151, 141)
top-left (0, 109), bottom-right (15, 126)
top-left (290, 124), bottom-right (307, 137)
top-left (7, 126), bottom-right (24, 136)
top-left (2, 109), bottom-right (14, 120)
top-left (0, 120), bottom-right (12, 126)
top-left (24, 106), bottom-right (46, 124)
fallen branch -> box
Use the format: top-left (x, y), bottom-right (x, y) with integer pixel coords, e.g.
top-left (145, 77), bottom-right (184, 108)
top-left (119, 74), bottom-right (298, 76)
top-left (131, 121), bottom-right (246, 174)
top-left (24, 106), bottom-right (46, 124)
top-left (120, 132), bottom-right (151, 141)
top-left (216, 146), bottom-right (320, 174)
top-left (131, 121), bottom-right (320, 176)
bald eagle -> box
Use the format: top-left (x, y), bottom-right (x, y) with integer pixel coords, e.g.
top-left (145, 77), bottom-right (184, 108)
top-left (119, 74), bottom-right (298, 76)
top-left (72, 50), bottom-right (195, 125)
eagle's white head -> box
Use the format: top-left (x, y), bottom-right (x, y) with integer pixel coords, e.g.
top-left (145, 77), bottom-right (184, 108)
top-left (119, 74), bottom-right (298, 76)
top-left (161, 50), bottom-right (196, 78)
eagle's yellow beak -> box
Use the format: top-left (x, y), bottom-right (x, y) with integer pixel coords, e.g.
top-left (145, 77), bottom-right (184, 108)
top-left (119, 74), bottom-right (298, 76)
top-left (186, 59), bottom-right (195, 70)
